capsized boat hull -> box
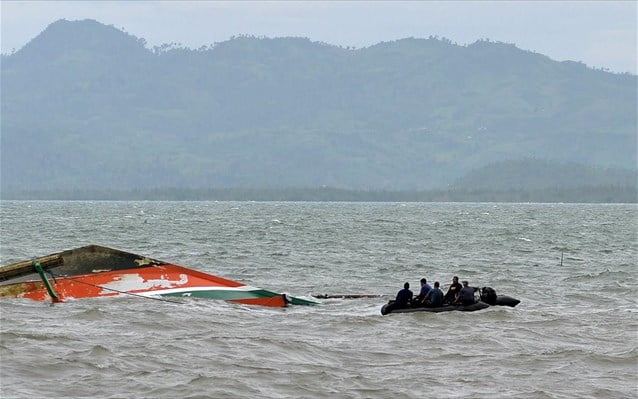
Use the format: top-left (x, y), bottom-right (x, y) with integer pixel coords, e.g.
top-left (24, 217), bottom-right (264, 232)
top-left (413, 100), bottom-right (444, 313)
top-left (0, 245), bottom-right (318, 307)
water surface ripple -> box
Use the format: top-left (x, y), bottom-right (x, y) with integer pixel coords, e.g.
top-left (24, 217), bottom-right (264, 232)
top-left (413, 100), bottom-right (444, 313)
top-left (1, 202), bottom-right (636, 398)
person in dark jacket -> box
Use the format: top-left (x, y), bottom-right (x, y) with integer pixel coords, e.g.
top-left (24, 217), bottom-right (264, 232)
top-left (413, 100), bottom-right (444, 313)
top-left (385, 282), bottom-right (413, 313)
top-left (444, 276), bottom-right (463, 304)
top-left (456, 280), bottom-right (477, 305)
top-left (395, 282), bottom-right (413, 308)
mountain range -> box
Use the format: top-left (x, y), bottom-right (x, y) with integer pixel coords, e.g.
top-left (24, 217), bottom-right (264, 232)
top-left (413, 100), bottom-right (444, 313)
top-left (1, 19), bottom-right (636, 197)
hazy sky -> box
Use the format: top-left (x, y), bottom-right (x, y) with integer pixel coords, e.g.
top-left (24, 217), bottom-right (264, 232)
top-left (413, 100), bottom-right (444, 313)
top-left (2, 1), bottom-right (636, 74)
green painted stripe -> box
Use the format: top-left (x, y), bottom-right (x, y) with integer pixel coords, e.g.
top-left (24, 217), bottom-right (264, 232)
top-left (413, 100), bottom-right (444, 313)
top-left (158, 287), bottom-right (319, 305)
top-left (286, 296), bottom-right (320, 306)
top-left (160, 288), bottom-right (279, 301)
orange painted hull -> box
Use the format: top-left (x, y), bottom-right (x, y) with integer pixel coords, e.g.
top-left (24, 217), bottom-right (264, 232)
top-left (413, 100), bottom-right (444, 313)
top-left (0, 245), bottom-right (317, 307)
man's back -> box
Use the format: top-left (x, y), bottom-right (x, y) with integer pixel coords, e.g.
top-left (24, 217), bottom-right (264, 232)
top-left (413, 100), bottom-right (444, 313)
top-left (395, 288), bottom-right (413, 306)
top-left (458, 286), bottom-right (475, 304)
top-left (428, 287), bottom-right (444, 306)
top-left (419, 283), bottom-right (432, 296)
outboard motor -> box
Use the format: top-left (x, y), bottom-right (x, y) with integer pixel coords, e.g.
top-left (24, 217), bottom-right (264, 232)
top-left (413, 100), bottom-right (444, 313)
top-left (481, 286), bottom-right (497, 305)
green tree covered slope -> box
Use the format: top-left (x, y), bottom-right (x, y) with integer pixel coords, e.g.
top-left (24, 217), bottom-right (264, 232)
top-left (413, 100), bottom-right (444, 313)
top-left (1, 19), bottom-right (636, 193)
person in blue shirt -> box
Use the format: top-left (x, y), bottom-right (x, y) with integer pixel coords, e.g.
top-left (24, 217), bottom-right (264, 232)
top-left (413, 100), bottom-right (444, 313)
top-left (423, 281), bottom-right (444, 307)
top-left (414, 278), bottom-right (432, 306)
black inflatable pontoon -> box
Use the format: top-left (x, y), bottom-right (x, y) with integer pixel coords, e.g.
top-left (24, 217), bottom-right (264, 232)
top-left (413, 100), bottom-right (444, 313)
top-left (380, 288), bottom-right (520, 315)
top-left (381, 301), bottom-right (490, 315)
top-left (492, 295), bottom-right (520, 307)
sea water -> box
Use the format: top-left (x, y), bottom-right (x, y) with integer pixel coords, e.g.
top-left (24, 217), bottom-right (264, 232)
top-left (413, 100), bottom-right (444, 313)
top-left (1, 201), bottom-right (636, 398)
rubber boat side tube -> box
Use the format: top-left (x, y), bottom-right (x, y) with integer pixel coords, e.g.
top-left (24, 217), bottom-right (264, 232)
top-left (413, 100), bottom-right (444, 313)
top-left (494, 295), bottom-right (520, 307)
top-left (381, 301), bottom-right (490, 315)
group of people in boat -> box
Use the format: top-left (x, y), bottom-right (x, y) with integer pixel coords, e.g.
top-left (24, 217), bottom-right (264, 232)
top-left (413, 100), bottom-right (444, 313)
top-left (388, 275), bottom-right (478, 312)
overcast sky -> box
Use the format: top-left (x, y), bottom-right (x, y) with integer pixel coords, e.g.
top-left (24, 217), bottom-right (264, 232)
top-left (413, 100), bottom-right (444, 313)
top-left (1, 1), bottom-right (636, 74)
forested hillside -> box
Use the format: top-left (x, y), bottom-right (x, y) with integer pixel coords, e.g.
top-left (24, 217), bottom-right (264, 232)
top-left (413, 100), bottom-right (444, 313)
top-left (1, 19), bottom-right (636, 194)
top-left (453, 159), bottom-right (637, 190)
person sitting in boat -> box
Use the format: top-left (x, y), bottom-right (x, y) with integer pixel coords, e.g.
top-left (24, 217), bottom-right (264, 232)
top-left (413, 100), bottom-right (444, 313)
top-left (395, 282), bottom-right (413, 308)
top-left (423, 281), bottom-right (444, 307)
top-left (455, 280), bottom-right (477, 305)
top-left (444, 276), bottom-right (463, 304)
top-left (385, 282), bottom-right (413, 313)
top-left (413, 278), bottom-right (432, 305)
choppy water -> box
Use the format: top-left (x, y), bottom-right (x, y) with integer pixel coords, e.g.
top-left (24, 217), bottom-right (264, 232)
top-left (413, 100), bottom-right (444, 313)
top-left (1, 201), bottom-right (636, 398)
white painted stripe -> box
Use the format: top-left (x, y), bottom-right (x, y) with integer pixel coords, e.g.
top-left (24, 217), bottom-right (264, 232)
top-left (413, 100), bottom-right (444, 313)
top-left (132, 285), bottom-right (266, 297)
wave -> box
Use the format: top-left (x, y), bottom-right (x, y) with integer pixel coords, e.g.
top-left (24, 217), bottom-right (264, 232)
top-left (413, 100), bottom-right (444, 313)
top-left (563, 269), bottom-right (632, 282)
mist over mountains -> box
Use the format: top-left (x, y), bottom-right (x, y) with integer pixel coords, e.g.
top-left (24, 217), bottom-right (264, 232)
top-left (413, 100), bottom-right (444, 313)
top-left (1, 19), bottom-right (636, 198)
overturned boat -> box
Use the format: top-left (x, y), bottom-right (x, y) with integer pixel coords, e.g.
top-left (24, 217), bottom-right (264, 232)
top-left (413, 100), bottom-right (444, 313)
top-left (0, 245), bottom-right (318, 307)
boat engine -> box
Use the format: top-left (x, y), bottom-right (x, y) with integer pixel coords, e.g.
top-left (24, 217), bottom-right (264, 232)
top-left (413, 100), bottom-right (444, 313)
top-left (480, 287), bottom-right (497, 305)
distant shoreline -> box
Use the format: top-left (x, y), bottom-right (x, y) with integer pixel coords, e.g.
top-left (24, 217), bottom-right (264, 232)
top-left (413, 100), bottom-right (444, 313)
top-left (2, 186), bottom-right (636, 203)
